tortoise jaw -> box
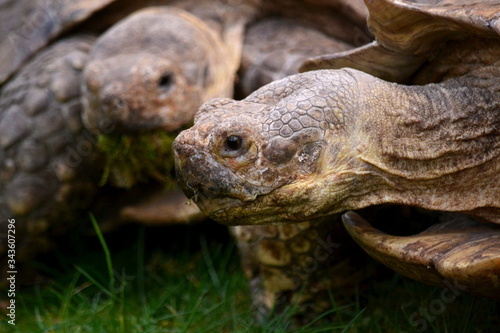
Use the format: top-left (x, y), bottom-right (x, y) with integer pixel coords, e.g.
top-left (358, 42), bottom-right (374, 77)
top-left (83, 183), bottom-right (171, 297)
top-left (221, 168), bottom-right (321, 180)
top-left (342, 211), bottom-right (500, 299)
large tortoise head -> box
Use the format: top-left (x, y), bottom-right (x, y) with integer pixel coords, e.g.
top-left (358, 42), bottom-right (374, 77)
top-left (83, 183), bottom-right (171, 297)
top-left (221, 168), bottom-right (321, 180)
top-left (174, 70), bottom-right (363, 225)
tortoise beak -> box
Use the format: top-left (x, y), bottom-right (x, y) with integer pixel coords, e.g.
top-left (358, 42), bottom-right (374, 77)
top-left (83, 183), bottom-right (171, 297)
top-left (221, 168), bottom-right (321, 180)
top-left (342, 211), bottom-right (500, 299)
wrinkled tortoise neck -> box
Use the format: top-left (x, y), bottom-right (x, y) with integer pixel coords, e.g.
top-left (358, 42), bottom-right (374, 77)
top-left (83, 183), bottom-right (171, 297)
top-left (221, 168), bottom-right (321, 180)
top-left (348, 71), bottom-right (499, 222)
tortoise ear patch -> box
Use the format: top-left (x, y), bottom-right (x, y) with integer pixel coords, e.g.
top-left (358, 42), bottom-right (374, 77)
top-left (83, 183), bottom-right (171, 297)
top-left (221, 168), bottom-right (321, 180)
top-left (263, 136), bottom-right (299, 165)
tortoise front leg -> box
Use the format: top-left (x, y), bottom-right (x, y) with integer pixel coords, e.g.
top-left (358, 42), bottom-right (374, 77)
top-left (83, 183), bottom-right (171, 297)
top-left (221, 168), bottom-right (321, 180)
top-left (232, 216), bottom-right (369, 321)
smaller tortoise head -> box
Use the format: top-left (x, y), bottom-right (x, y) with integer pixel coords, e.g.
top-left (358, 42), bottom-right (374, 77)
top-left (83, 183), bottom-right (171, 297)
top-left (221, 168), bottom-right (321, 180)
top-left (83, 53), bottom-right (199, 133)
top-left (81, 7), bottom-right (226, 134)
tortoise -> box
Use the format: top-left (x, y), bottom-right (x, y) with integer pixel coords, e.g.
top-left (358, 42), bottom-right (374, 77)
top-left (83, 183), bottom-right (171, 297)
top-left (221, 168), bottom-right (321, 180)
top-left (0, 0), bottom-right (246, 263)
top-left (0, 0), bottom-right (367, 279)
top-left (0, 0), bottom-right (243, 265)
top-left (172, 0), bottom-right (500, 318)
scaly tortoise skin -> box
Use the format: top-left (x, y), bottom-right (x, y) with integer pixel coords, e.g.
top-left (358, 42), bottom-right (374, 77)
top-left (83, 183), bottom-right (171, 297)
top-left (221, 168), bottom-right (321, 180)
top-left (173, 0), bottom-right (500, 313)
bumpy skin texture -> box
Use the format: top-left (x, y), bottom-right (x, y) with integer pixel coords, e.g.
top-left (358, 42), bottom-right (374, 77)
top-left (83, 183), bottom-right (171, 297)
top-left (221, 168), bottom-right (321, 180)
top-left (0, 0), bottom-right (367, 269)
top-left (0, 37), bottom-right (101, 260)
top-left (298, 0), bottom-right (500, 297)
top-left (234, 17), bottom-right (368, 318)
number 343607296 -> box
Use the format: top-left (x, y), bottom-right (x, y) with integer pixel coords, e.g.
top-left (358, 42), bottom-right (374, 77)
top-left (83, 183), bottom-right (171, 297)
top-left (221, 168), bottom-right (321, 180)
top-left (7, 219), bottom-right (16, 264)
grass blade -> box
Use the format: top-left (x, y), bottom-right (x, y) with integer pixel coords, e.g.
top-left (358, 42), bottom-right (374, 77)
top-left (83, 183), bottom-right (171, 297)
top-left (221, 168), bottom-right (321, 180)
top-left (89, 212), bottom-right (115, 290)
top-left (74, 265), bottom-right (114, 299)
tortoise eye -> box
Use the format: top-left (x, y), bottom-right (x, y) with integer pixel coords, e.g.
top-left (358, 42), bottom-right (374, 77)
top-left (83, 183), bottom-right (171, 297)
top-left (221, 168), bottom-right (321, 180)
top-left (225, 135), bottom-right (243, 152)
top-left (217, 132), bottom-right (258, 164)
top-left (221, 135), bottom-right (248, 158)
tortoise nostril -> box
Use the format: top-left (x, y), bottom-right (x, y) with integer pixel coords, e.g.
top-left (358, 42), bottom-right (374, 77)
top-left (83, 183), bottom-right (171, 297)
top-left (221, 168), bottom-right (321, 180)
top-left (113, 97), bottom-right (125, 109)
top-left (158, 71), bottom-right (174, 90)
top-left (102, 96), bottom-right (125, 110)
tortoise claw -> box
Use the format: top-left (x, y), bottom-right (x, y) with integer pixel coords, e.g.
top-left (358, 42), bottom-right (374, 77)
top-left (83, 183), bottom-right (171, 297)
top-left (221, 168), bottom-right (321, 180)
top-left (342, 211), bottom-right (500, 299)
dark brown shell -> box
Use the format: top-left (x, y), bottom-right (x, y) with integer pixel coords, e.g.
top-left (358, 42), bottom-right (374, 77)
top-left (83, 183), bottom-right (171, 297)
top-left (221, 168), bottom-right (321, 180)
top-left (0, 37), bottom-right (101, 261)
top-left (0, 0), bottom-right (116, 85)
top-left (367, 0), bottom-right (500, 55)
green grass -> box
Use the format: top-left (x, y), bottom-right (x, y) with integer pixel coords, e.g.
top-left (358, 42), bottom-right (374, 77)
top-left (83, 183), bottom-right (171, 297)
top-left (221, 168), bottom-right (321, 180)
top-left (97, 131), bottom-right (177, 189)
top-left (2, 218), bottom-right (498, 332)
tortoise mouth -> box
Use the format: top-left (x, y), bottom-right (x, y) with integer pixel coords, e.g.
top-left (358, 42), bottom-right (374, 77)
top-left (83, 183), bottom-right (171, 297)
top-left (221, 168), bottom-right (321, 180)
top-left (209, 199), bottom-right (293, 225)
top-left (343, 206), bottom-right (500, 299)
